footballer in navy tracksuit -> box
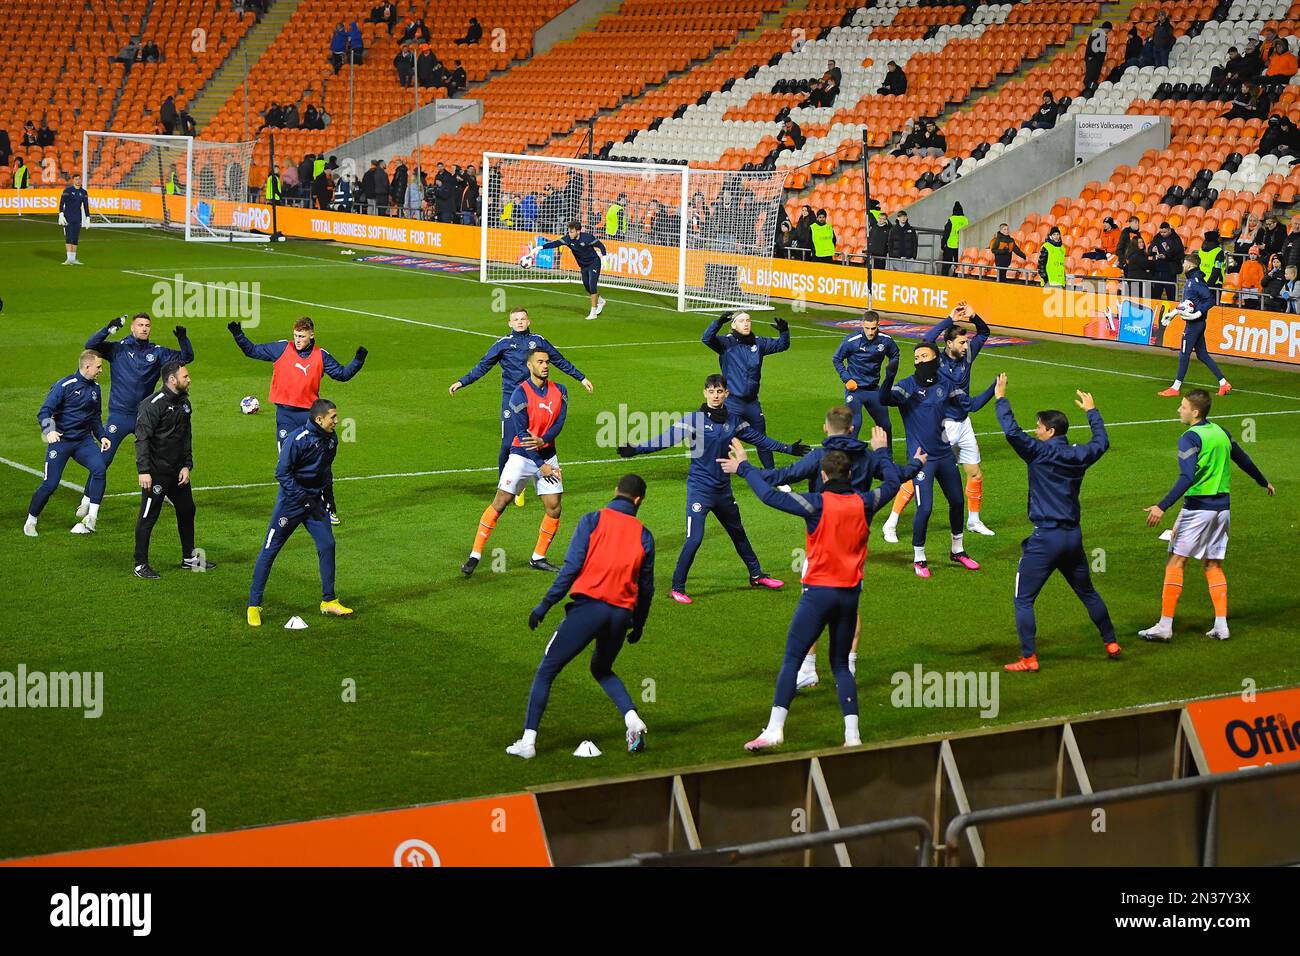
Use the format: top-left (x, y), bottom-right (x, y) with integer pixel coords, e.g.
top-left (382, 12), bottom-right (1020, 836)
top-left (923, 308), bottom-right (994, 533)
top-left (534, 222), bottom-right (608, 318)
top-left (508, 476), bottom-right (655, 759)
top-left (1161, 259), bottom-right (1230, 395)
top-left (831, 310), bottom-right (899, 440)
top-left (703, 311), bottom-right (791, 468)
top-left (85, 313), bottom-right (194, 477)
top-left (449, 308), bottom-right (590, 472)
top-left (25, 352), bottom-right (111, 535)
top-left (728, 444), bottom-right (901, 751)
top-left (618, 374), bottom-right (807, 600)
top-left (59, 173), bottom-right (90, 263)
top-left (996, 382), bottom-right (1118, 669)
top-left (881, 345), bottom-right (984, 576)
top-left (247, 401), bottom-right (352, 623)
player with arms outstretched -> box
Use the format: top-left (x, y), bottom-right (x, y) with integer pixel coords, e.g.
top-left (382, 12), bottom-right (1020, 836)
top-left (228, 316), bottom-right (366, 524)
top-left (618, 374), bottom-right (808, 603)
top-left (1139, 388), bottom-right (1274, 642)
top-left (523, 219), bottom-right (607, 320)
top-left (702, 311), bottom-right (791, 469)
top-left (463, 349), bottom-right (569, 576)
top-left (507, 474), bottom-right (655, 759)
top-left (721, 440), bottom-right (901, 751)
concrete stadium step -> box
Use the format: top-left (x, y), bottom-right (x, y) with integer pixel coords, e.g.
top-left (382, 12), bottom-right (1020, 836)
top-left (189, 0), bottom-right (306, 131)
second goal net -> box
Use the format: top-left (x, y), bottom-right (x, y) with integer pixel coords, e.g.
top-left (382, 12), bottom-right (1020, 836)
top-left (482, 153), bottom-right (786, 311)
top-left (82, 131), bottom-right (267, 241)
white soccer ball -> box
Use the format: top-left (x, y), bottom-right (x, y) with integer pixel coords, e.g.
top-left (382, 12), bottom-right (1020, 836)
top-left (240, 395), bottom-right (261, 415)
top-left (519, 251), bottom-right (533, 269)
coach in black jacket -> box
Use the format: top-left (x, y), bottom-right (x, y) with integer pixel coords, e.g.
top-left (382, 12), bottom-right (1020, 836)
top-left (134, 360), bottom-right (213, 579)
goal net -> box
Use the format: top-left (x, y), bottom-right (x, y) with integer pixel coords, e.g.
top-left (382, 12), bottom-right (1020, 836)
top-left (481, 153), bottom-right (786, 311)
top-left (82, 131), bottom-right (267, 241)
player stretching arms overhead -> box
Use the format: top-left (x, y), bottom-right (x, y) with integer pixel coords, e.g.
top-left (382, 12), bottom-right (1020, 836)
top-left (463, 349), bottom-right (569, 576)
top-left (83, 312), bottom-right (194, 522)
top-left (228, 317), bottom-right (366, 524)
top-left (995, 374), bottom-right (1120, 671)
top-left (246, 400), bottom-right (353, 626)
top-left (23, 351), bottom-right (112, 536)
top-left (758, 406), bottom-right (925, 689)
top-left (1157, 255), bottom-right (1232, 397)
top-left (448, 307), bottom-right (592, 502)
top-left (523, 219), bottom-right (607, 320)
top-left (618, 374), bottom-right (808, 604)
top-left (507, 474), bottom-right (655, 760)
top-left (1139, 389), bottom-right (1274, 642)
top-left (831, 309), bottom-right (899, 441)
top-left (702, 311), bottom-right (790, 469)
top-left (881, 344), bottom-right (985, 577)
top-left (882, 302), bottom-right (995, 541)
top-left (721, 441), bottom-right (902, 751)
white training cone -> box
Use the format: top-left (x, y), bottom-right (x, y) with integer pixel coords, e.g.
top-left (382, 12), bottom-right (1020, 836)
top-left (284, 615), bottom-right (309, 630)
top-left (573, 740), bottom-right (602, 758)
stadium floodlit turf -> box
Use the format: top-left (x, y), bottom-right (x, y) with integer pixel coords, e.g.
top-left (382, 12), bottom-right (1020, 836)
top-left (0, 215), bottom-right (1296, 859)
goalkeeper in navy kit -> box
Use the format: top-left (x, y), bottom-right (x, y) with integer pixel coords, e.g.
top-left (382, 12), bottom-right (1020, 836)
top-left (524, 219), bottom-right (608, 320)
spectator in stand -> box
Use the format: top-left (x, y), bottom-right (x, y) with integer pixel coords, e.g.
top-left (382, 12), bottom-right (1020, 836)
top-left (1152, 11), bottom-right (1175, 69)
top-left (1083, 22), bottom-right (1112, 91)
top-left (431, 162), bottom-right (457, 222)
top-left (793, 204), bottom-right (815, 252)
top-left (810, 208), bottom-right (836, 263)
top-left (940, 201), bottom-right (967, 276)
top-left (0, 129), bottom-right (11, 168)
top-left (1280, 264), bottom-right (1300, 313)
top-left (331, 22), bottom-right (348, 75)
top-left (281, 162), bottom-right (299, 195)
top-left (348, 22), bottom-right (365, 66)
top-left (889, 209), bottom-right (918, 264)
top-left (390, 163), bottom-right (408, 212)
top-left (179, 103), bottom-right (197, 136)
top-left (919, 120), bottom-right (946, 155)
top-left (773, 220), bottom-right (796, 259)
top-left (283, 101), bottom-right (300, 129)
top-left (1210, 46), bottom-right (1243, 86)
top-left (1148, 221), bottom-right (1184, 301)
top-left (303, 104), bottom-right (321, 130)
top-left (1259, 215), bottom-right (1286, 260)
top-left (1115, 214), bottom-right (1141, 264)
top-left (1082, 216), bottom-right (1118, 261)
top-left (990, 223), bottom-right (1027, 281)
top-left (800, 76), bottom-right (837, 109)
top-left (777, 117), bottom-right (805, 153)
top-left (1225, 81), bottom-right (1274, 120)
top-left (459, 164), bottom-right (480, 224)
top-left (1124, 26), bottom-right (1144, 68)
top-left (1024, 91), bottom-right (1059, 131)
top-left (450, 60), bottom-right (468, 94)
top-left (892, 118), bottom-right (921, 157)
top-left (404, 172), bottom-right (424, 218)
top-left (367, 159), bottom-right (389, 215)
top-left (143, 40), bottom-right (161, 62)
top-left (160, 96), bottom-right (178, 135)
top-left (519, 191), bottom-right (538, 231)
top-left (1261, 253), bottom-right (1286, 309)
top-left (370, 2), bottom-right (397, 35)
top-left (1237, 246), bottom-right (1265, 308)
top-left (877, 61), bottom-right (907, 96)
top-left (417, 45), bottom-right (436, 87)
top-left (21, 120), bottom-right (38, 147)
top-left (1236, 37), bottom-right (1267, 81)
top-left (867, 202), bottom-right (890, 269)
top-left (394, 44), bottom-right (414, 87)
top-left (1282, 217), bottom-right (1300, 268)
top-left (1266, 38), bottom-right (1298, 83)
top-left (260, 103), bottom-right (283, 130)
top-left (332, 172), bottom-right (353, 212)
top-left (1123, 232), bottom-right (1150, 293)
top-left (312, 168), bottom-right (333, 210)
top-left (1230, 213), bottom-right (1261, 272)
top-left (456, 17), bottom-right (483, 45)
top-left (1038, 225), bottom-right (1067, 287)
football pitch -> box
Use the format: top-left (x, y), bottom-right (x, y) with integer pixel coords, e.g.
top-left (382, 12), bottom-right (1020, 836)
top-left (0, 215), bottom-right (1296, 861)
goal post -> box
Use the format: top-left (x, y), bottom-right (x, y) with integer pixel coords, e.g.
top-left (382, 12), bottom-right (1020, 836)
top-left (82, 131), bottom-right (268, 241)
top-left (480, 152), bottom-right (787, 311)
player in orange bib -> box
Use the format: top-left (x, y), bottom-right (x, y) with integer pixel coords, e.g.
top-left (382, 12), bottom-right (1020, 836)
top-left (228, 316), bottom-right (366, 524)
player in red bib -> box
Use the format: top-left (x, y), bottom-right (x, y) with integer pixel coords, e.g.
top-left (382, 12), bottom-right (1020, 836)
top-left (463, 348), bottom-right (568, 576)
top-left (506, 474), bottom-right (655, 759)
top-left (228, 316), bottom-right (366, 524)
top-left (720, 434), bottom-right (901, 752)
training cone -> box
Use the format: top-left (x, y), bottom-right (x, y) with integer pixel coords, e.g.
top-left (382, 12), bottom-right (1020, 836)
top-left (284, 615), bottom-right (309, 630)
top-left (573, 740), bottom-right (602, 758)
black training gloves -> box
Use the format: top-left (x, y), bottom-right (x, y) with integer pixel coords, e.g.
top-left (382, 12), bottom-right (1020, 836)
top-left (790, 440), bottom-right (811, 456)
top-left (773, 316), bottom-right (790, 333)
top-left (227, 320), bottom-right (242, 335)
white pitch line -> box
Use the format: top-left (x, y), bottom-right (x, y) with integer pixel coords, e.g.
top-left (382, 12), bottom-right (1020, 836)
top-left (0, 455), bottom-right (85, 493)
top-left (8, 408), bottom-right (1294, 500)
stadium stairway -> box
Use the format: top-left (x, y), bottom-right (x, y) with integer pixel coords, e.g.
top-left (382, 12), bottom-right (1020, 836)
top-left (188, 0), bottom-right (306, 134)
top-left (541, 0), bottom-right (628, 53)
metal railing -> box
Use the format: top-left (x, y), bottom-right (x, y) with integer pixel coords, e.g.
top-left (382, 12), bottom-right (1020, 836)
top-left (943, 760), bottom-right (1300, 867)
top-left (589, 815), bottom-right (933, 867)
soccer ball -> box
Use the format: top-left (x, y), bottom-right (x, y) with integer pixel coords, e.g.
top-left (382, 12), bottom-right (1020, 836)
top-left (240, 396), bottom-right (261, 415)
top-left (519, 251), bottom-right (533, 269)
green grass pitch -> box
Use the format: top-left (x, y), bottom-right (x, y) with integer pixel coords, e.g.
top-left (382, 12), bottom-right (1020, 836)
top-left (0, 215), bottom-right (1296, 859)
